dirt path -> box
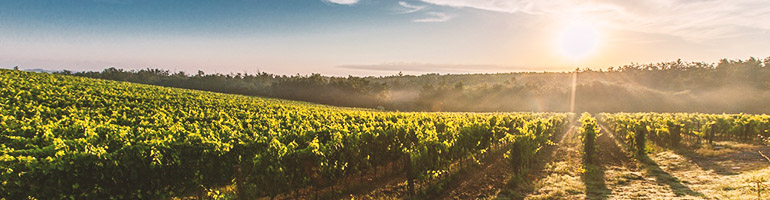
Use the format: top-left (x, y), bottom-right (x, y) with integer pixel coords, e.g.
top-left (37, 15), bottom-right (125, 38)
top-left (591, 124), bottom-right (687, 199)
top-left (524, 120), bottom-right (696, 199)
top-left (575, 123), bottom-right (770, 200)
top-left (643, 141), bottom-right (770, 199)
top-left (523, 121), bottom-right (586, 199)
top-left (597, 125), bottom-right (770, 199)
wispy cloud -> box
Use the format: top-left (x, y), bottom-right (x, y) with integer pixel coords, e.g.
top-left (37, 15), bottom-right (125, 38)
top-left (419, 0), bottom-right (528, 13)
top-left (323, 0), bottom-right (359, 5)
top-left (396, 1), bottom-right (427, 14)
top-left (414, 12), bottom-right (452, 23)
top-left (417, 0), bottom-right (770, 40)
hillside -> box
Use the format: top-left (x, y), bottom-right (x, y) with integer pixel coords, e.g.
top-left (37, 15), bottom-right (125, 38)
top-left (66, 57), bottom-right (770, 113)
top-left (0, 69), bottom-right (565, 199)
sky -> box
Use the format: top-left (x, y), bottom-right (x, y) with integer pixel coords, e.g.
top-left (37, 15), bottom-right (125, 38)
top-left (1, 0), bottom-right (769, 76)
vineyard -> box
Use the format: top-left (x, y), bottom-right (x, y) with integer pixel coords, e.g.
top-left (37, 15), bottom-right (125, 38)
top-left (4, 69), bottom-right (770, 199)
top-left (0, 69), bottom-right (567, 199)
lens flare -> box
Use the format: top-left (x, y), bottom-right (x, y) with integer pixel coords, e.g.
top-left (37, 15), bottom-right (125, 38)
top-left (558, 21), bottom-right (600, 60)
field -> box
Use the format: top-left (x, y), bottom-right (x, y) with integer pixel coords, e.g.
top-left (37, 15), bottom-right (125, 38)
top-left (3, 69), bottom-right (770, 199)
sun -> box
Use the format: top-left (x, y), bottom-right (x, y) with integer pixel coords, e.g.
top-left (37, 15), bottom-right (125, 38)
top-left (558, 21), bottom-right (600, 61)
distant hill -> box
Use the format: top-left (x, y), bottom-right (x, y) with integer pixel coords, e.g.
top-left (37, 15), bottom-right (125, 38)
top-left (62, 57), bottom-right (770, 113)
top-left (23, 68), bottom-right (60, 73)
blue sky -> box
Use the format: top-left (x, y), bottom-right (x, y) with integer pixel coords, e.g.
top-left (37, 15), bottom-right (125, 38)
top-left (1, 0), bottom-right (769, 76)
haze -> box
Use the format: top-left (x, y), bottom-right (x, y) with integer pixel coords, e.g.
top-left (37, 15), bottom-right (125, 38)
top-left (1, 0), bottom-right (770, 76)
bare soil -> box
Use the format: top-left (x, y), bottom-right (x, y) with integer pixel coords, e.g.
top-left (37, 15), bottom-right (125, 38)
top-left (523, 122), bottom-right (587, 200)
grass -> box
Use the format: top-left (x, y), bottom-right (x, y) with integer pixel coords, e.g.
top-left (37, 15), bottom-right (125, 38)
top-left (646, 144), bottom-right (770, 199)
top-left (520, 123), bottom-right (770, 200)
top-left (583, 164), bottom-right (610, 199)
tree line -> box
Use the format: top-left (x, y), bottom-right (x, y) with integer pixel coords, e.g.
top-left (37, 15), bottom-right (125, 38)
top-left (59, 56), bottom-right (770, 113)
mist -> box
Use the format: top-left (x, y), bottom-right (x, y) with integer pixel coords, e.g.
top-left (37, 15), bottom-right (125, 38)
top-left (63, 57), bottom-right (770, 114)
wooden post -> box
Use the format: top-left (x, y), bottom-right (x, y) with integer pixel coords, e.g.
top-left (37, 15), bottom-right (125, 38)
top-left (745, 123), bottom-right (752, 141)
top-left (234, 164), bottom-right (246, 200)
top-left (709, 124), bottom-right (715, 145)
top-left (757, 181), bottom-right (761, 200)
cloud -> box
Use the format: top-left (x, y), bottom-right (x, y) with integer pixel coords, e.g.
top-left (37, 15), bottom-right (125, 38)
top-left (395, 1), bottom-right (449, 23)
top-left (417, 0), bottom-right (770, 40)
top-left (419, 0), bottom-right (530, 13)
top-left (323, 0), bottom-right (359, 5)
top-left (397, 1), bottom-right (427, 14)
top-left (414, 12), bottom-right (453, 22)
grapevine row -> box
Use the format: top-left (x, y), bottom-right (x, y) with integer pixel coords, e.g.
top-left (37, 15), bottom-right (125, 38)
top-left (0, 69), bottom-right (566, 199)
top-left (599, 113), bottom-right (770, 154)
top-left (579, 113), bottom-right (600, 163)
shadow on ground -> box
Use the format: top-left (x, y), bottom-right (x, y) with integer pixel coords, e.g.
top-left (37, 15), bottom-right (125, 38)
top-left (600, 123), bottom-right (706, 198)
top-left (582, 130), bottom-right (620, 200)
top-left (505, 121), bottom-right (579, 199)
top-left (672, 145), bottom-right (743, 176)
top-left (582, 163), bottom-right (609, 200)
top-left (637, 154), bottom-right (706, 198)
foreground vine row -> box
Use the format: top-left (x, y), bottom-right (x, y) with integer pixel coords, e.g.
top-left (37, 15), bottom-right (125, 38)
top-left (0, 69), bottom-right (566, 199)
